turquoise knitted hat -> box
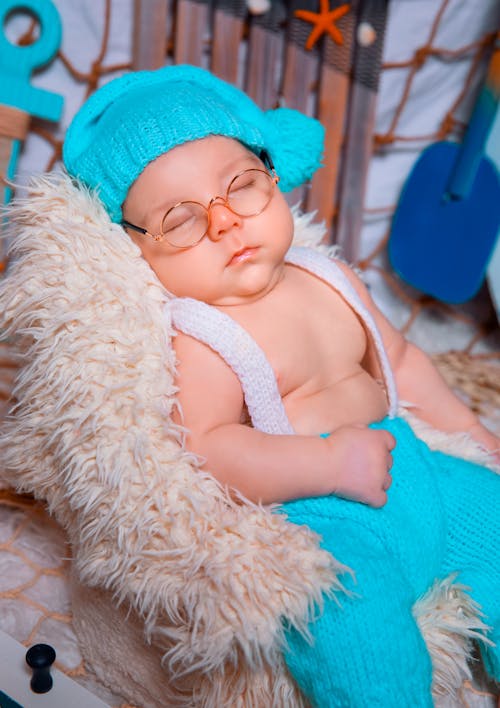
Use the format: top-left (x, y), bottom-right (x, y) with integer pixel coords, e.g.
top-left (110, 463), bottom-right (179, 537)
top-left (63, 64), bottom-right (324, 223)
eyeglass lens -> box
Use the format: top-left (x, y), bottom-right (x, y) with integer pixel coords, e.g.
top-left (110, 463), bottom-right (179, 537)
top-left (160, 169), bottom-right (275, 248)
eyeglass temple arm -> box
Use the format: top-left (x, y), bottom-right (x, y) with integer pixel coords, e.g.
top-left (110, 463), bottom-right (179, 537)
top-left (260, 149), bottom-right (276, 174)
top-left (121, 219), bottom-right (148, 235)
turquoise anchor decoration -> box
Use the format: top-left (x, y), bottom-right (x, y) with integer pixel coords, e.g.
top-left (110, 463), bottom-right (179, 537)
top-left (0, 0), bottom-right (63, 207)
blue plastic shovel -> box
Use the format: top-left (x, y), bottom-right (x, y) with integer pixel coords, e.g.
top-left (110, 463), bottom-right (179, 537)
top-left (389, 40), bottom-right (500, 304)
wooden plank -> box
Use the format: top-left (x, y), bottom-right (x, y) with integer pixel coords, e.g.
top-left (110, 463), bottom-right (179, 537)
top-left (335, 82), bottom-right (376, 261)
top-left (282, 0), bottom-right (320, 111)
top-left (211, 1), bottom-right (247, 86)
top-left (306, 64), bottom-right (349, 232)
top-left (281, 44), bottom-right (318, 114)
top-left (304, 1), bottom-right (360, 240)
top-left (281, 0), bottom-right (321, 209)
top-left (0, 136), bottom-right (12, 209)
top-left (174, 0), bottom-right (210, 66)
top-left (335, 0), bottom-right (390, 261)
top-left (245, 1), bottom-right (286, 110)
top-left (0, 135), bottom-right (14, 268)
top-left (132, 0), bottom-right (170, 70)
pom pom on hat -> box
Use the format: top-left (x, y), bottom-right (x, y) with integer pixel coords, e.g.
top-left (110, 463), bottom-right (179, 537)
top-left (63, 64), bottom-right (324, 223)
top-left (264, 107), bottom-right (325, 192)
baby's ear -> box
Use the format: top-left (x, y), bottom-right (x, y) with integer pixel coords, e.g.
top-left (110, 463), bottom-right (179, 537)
top-left (263, 108), bottom-right (325, 191)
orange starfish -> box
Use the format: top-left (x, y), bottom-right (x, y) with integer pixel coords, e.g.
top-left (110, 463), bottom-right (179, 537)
top-left (294, 1), bottom-right (350, 51)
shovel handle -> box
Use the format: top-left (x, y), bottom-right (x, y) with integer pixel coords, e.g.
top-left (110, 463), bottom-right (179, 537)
top-left (447, 39), bottom-right (500, 200)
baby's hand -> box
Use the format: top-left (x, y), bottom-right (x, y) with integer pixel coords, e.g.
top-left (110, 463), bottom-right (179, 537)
top-left (325, 425), bottom-right (396, 507)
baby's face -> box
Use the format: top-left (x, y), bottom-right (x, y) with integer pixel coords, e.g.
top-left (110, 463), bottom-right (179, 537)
top-left (122, 136), bottom-right (294, 307)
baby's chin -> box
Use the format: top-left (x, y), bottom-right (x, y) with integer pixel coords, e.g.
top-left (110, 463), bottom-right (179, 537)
top-left (206, 271), bottom-right (285, 307)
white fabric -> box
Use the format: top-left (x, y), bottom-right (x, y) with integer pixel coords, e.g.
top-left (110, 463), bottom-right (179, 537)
top-left (170, 246), bottom-right (398, 435)
top-left (169, 297), bottom-right (295, 435)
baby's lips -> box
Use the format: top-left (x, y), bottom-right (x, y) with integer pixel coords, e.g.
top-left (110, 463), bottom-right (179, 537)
top-left (227, 246), bottom-right (259, 266)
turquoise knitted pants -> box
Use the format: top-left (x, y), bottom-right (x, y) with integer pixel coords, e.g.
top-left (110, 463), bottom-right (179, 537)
top-left (281, 417), bottom-right (500, 708)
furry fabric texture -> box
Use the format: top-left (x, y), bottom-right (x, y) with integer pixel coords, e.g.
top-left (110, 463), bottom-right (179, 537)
top-left (0, 172), bottom-right (496, 706)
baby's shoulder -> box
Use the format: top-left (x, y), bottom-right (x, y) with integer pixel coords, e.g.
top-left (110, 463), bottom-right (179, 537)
top-left (286, 247), bottom-right (370, 304)
top-left (285, 246), bottom-right (355, 284)
top-left (283, 250), bottom-right (351, 295)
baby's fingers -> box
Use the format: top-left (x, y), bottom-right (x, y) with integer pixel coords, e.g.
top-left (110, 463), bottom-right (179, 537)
top-left (369, 489), bottom-right (388, 508)
top-left (383, 431), bottom-right (396, 451)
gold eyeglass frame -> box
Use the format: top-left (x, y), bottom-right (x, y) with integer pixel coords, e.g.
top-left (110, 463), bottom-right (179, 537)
top-left (122, 163), bottom-right (280, 250)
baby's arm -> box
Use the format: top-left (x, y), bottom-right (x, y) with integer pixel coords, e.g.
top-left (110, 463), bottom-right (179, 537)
top-left (335, 262), bottom-right (499, 460)
top-left (173, 332), bottom-right (394, 505)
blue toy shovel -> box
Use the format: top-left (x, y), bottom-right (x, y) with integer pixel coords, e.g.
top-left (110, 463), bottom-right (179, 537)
top-left (0, 0), bottom-right (63, 266)
top-left (388, 40), bottom-right (500, 304)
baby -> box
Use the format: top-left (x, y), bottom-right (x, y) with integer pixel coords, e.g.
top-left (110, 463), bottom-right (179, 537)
top-left (63, 65), bottom-right (500, 706)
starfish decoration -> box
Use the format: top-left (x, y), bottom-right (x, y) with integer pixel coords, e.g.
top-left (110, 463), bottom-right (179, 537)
top-left (294, 1), bottom-right (350, 51)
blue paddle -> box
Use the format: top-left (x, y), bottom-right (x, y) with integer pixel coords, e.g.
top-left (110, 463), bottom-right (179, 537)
top-left (389, 40), bottom-right (500, 304)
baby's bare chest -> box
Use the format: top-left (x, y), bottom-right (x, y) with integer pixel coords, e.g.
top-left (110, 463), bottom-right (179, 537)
top-left (226, 274), bottom-right (369, 394)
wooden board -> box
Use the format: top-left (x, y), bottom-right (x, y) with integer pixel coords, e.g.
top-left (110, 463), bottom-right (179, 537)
top-left (245, 1), bottom-right (286, 109)
top-left (281, 0), bottom-right (321, 209)
top-left (132, 0), bottom-right (170, 70)
top-left (211, 0), bottom-right (247, 86)
top-left (305, 1), bottom-right (360, 240)
top-left (174, 0), bottom-right (210, 66)
top-left (335, 0), bottom-right (390, 261)
top-left (0, 135), bottom-right (12, 209)
top-left (290, 0), bottom-right (359, 241)
top-left (306, 64), bottom-right (350, 233)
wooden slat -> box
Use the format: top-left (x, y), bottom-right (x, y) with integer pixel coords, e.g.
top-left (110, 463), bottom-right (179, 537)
top-left (0, 136), bottom-right (11, 207)
top-left (245, 2), bottom-right (286, 109)
top-left (281, 43), bottom-right (319, 210)
top-left (305, 2), bottom-right (359, 239)
top-left (281, 44), bottom-right (318, 113)
top-left (281, 0), bottom-right (321, 209)
top-left (305, 65), bottom-right (349, 232)
top-left (211, 1), bottom-right (247, 86)
top-left (0, 135), bottom-right (16, 266)
top-left (132, 0), bottom-right (170, 70)
top-left (246, 25), bottom-right (282, 108)
top-left (335, 82), bottom-right (376, 261)
top-left (174, 0), bottom-right (211, 66)
top-left (335, 0), bottom-right (390, 261)
top-left (282, 0), bottom-right (320, 110)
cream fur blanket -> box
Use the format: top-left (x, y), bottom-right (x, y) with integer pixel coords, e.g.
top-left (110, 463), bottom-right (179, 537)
top-left (0, 173), bottom-right (496, 706)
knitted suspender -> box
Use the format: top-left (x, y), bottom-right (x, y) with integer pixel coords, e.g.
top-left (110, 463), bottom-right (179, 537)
top-left (285, 247), bottom-right (398, 416)
top-left (168, 297), bottom-right (295, 435)
top-left (168, 247), bottom-right (398, 435)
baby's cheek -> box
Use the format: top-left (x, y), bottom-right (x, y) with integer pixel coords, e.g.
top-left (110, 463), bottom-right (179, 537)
top-left (271, 198), bottom-right (294, 248)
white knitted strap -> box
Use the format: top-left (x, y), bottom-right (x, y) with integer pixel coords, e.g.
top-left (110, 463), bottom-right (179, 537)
top-left (168, 297), bottom-right (295, 435)
top-left (286, 247), bottom-right (398, 416)
top-left (168, 247), bottom-right (398, 435)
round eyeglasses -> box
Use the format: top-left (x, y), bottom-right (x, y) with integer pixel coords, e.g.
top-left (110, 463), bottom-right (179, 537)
top-left (122, 167), bottom-right (279, 249)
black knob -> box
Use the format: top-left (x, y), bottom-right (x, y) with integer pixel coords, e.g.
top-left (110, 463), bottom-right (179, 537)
top-left (25, 643), bottom-right (56, 693)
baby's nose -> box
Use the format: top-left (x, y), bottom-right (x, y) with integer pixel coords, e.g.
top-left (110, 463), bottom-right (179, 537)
top-left (207, 202), bottom-right (243, 241)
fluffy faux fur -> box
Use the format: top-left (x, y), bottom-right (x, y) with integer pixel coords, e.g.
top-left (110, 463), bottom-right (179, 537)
top-left (0, 172), bottom-right (495, 706)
